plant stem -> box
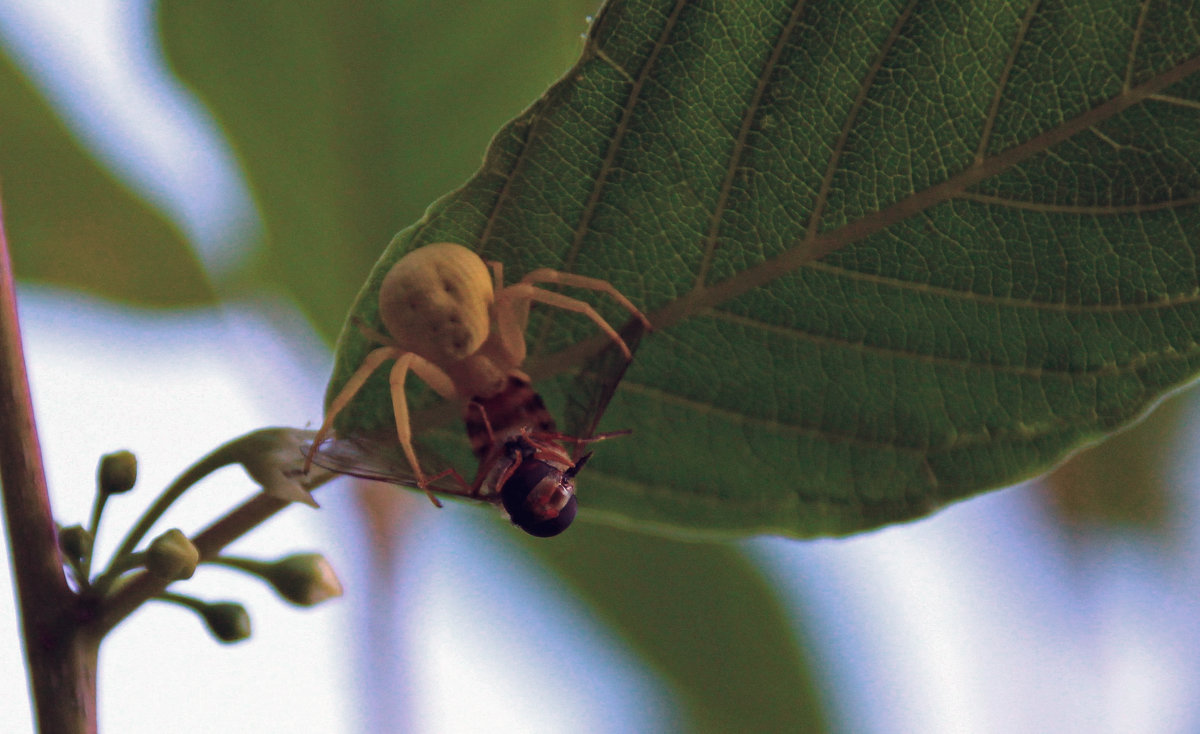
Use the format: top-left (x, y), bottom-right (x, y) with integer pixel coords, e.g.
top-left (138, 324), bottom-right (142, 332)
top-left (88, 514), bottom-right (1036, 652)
top-left (205, 555), bottom-right (271, 575)
top-left (81, 492), bottom-right (108, 581)
top-left (106, 447), bottom-right (242, 573)
top-left (95, 493), bottom-right (291, 636)
top-left (99, 551), bottom-right (147, 583)
top-left (0, 190), bottom-right (99, 732)
top-left (153, 591), bottom-right (208, 612)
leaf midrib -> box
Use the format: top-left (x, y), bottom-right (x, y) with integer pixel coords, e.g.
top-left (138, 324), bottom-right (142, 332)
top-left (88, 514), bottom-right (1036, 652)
top-left (527, 45), bottom-right (1200, 395)
top-left (651, 53), bottom-right (1200, 332)
top-left (508, 0), bottom-right (1200, 380)
top-left (427, 6), bottom-right (1200, 438)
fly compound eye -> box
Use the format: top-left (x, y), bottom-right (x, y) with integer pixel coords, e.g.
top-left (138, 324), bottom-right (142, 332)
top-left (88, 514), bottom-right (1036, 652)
top-left (521, 495), bottom-right (577, 538)
top-left (508, 494), bottom-right (577, 538)
top-left (500, 462), bottom-right (577, 537)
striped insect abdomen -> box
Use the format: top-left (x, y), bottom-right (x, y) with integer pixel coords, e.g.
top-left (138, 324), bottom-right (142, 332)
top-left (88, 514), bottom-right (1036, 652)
top-left (464, 376), bottom-right (557, 459)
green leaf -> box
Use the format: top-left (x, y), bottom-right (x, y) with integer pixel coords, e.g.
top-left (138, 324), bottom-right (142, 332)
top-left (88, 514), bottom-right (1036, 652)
top-left (0, 46), bottom-right (212, 305)
top-left (159, 0), bottom-right (599, 338)
top-left (327, 0), bottom-right (1200, 538)
top-left (530, 524), bottom-right (829, 732)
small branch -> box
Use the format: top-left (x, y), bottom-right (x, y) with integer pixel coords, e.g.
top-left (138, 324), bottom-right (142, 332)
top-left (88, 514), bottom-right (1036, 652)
top-left (95, 493), bottom-right (290, 635)
top-left (0, 188), bottom-right (97, 731)
top-left (95, 443), bottom-right (335, 636)
top-left (99, 447), bottom-right (244, 588)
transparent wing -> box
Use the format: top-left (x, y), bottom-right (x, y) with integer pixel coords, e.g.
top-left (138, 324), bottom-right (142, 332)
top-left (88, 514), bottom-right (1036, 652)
top-left (562, 317), bottom-right (646, 443)
top-left (306, 434), bottom-right (481, 500)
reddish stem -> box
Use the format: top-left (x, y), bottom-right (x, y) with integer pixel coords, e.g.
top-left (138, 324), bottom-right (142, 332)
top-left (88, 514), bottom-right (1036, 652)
top-left (0, 192), bottom-right (98, 731)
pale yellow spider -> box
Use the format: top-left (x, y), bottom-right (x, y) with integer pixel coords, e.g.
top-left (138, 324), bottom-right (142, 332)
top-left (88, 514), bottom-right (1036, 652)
top-left (304, 242), bottom-right (651, 500)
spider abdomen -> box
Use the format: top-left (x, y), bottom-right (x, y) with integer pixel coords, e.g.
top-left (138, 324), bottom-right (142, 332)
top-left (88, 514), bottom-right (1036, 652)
top-left (377, 242), bottom-right (494, 362)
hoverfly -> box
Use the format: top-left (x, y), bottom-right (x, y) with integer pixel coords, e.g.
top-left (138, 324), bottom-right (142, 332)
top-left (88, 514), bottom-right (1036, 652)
top-left (308, 319), bottom-right (646, 537)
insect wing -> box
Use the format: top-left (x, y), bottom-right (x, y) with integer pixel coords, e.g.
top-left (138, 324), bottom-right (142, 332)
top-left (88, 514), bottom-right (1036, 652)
top-left (562, 317), bottom-right (645, 446)
top-left (306, 435), bottom-right (474, 499)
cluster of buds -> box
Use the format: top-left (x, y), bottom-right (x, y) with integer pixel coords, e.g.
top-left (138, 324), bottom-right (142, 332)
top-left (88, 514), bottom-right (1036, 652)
top-left (59, 435), bottom-right (342, 645)
top-left (151, 549), bottom-right (343, 644)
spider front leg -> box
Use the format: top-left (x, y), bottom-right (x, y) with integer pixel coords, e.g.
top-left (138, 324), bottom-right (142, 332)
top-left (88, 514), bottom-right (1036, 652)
top-left (387, 353), bottom-right (459, 507)
top-left (306, 345), bottom-right (403, 473)
top-left (306, 346), bottom-right (460, 507)
top-left (520, 269), bottom-right (652, 331)
top-left (498, 282), bottom-right (640, 360)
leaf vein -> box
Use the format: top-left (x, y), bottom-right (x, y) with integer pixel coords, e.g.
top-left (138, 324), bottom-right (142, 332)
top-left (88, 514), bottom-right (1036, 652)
top-left (975, 0), bottom-right (1042, 163)
top-left (955, 190), bottom-right (1200, 215)
top-left (1125, 0), bottom-right (1154, 90)
top-left (800, 259), bottom-right (1200, 313)
top-left (615, 380), bottom-right (1077, 454)
top-left (694, 0), bottom-right (810, 290)
top-left (806, 0), bottom-right (920, 239)
top-left (617, 380), bottom-right (929, 452)
top-left (563, 0), bottom-right (690, 271)
top-left (1147, 92), bottom-right (1200, 111)
top-left (704, 304), bottom-right (1200, 378)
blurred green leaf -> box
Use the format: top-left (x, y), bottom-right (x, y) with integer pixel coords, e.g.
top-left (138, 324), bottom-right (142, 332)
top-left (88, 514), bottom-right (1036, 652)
top-left (326, 0), bottom-right (1200, 538)
top-left (159, 0), bottom-right (599, 338)
top-left (532, 524), bottom-right (828, 733)
top-left (0, 47), bottom-right (212, 305)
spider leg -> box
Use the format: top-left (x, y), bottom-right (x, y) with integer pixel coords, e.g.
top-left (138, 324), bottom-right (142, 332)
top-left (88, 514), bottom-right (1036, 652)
top-left (500, 283), bottom-right (635, 359)
top-left (487, 259), bottom-right (505, 292)
top-left (305, 346), bottom-right (402, 473)
top-left (490, 287), bottom-right (532, 366)
top-left (350, 316), bottom-right (395, 346)
top-left (518, 269), bottom-right (653, 331)
top-left (388, 353), bottom-right (459, 507)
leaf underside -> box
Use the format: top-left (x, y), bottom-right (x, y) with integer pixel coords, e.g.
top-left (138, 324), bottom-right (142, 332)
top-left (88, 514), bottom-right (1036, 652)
top-left (329, 0), bottom-right (1200, 538)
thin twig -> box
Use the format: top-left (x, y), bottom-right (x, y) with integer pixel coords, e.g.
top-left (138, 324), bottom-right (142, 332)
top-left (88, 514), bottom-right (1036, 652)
top-left (95, 493), bottom-right (290, 635)
top-left (95, 456), bottom-right (335, 635)
top-left (93, 447), bottom-right (243, 594)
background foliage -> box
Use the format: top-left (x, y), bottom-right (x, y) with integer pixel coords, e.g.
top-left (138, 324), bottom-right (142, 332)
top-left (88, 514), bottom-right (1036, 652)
top-left (3, 0), bottom-right (1199, 731)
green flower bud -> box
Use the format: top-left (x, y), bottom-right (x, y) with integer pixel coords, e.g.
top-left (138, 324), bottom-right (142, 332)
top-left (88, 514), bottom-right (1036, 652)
top-left (238, 429), bottom-right (323, 507)
top-left (267, 553), bottom-right (344, 607)
top-left (201, 602), bottom-right (252, 644)
top-left (58, 524), bottom-right (93, 563)
top-left (98, 450), bottom-right (137, 495)
top-left (146, 529), bottom-right (199, 581)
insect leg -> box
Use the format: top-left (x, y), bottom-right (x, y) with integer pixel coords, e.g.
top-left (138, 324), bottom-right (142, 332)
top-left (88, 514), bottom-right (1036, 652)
top-left (349, 316), bottom-right (395, 346)
top-left (466, 400), bottom-right (498, 445)
top-left (389, 353), bottom-right (459, 507)
top-left (305, 346), bottom-right (402, 473)
top-left (518, 269), bottom-right (652, 331)
top-left (501, 283), bottom-right (634, 359)
top-left (419, 465), bottom-right (476, 498)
